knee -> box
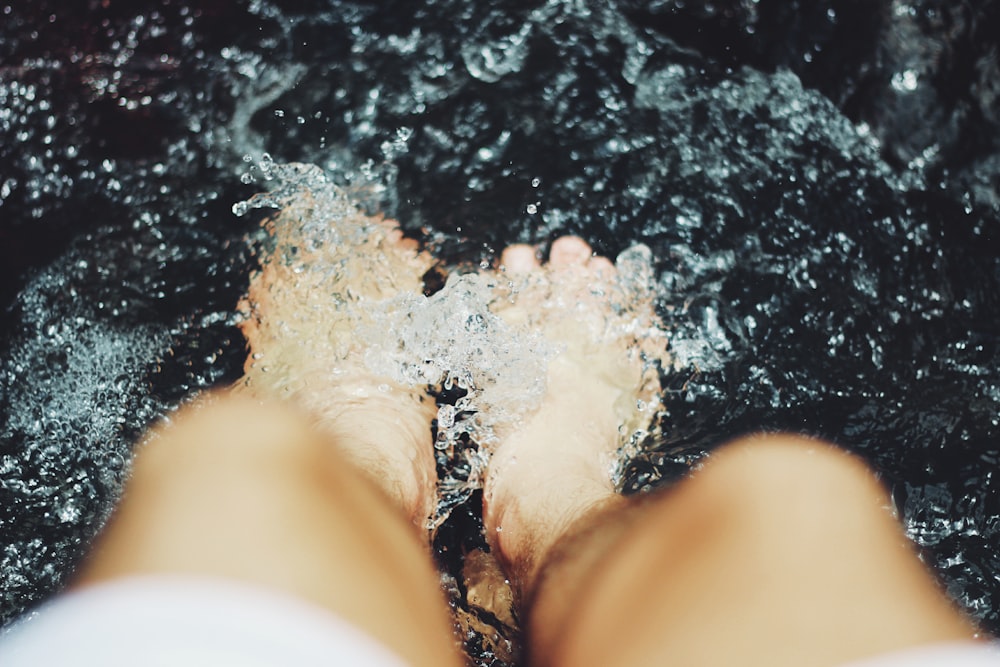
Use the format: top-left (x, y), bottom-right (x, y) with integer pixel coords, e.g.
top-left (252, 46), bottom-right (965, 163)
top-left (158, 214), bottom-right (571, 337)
top-left (705, 433), bottom-right (883, 491)
top-left (133, 391), bottom-right (326, 480)
top-left (687, 433), bottom-right (893, 536)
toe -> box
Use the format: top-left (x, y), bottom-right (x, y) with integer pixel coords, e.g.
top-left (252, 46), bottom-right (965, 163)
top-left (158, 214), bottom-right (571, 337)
top-left (501, 244), bottom-right (541, 272)
top-left (549, 236), bottom-right (592, 267)
top-left (587, 255), bottom-right (615, 277)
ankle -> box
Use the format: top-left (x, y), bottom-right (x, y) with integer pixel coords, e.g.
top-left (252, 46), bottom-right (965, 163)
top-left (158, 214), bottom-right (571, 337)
top-left (316, 391), bottom-right (437, 528)
top-left (481, 361), bottom-right (627, 594)
top-left (484, 461), bottom-right (619, 597)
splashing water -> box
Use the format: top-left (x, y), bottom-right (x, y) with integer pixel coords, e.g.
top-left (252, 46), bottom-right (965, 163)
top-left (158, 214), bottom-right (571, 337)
top-left (3, 3), bottom-right (1000, 656)
top-left (359, 273), bottom-right (554, 444)
top-left (233, 159), bottom-right (668, 525)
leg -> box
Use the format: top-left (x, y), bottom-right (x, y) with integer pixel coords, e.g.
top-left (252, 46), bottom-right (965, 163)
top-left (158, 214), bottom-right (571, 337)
top-left (528, 435), bottom-right (978, 667)
top-left (75, 209), bottom-right (461, 667)
top-left (74, 394), bottom-right (461, 667)
top-left (482, 239), bottom-right (978, 667)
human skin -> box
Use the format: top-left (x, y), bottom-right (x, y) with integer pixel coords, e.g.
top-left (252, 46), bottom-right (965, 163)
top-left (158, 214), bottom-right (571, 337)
top-left (72, 231), bottom-right (980, 667)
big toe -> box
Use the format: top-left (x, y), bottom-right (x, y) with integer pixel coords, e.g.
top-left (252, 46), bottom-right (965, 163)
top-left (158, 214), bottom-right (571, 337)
top-left (500, 244), bottom-right (540, 273)
top-left (549, 236), bottom-right (592, 267)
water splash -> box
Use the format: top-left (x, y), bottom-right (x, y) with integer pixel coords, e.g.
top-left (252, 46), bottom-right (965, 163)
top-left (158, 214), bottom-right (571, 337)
top-left (360, 272), bottom-right (554, 450)
top-left (234, 163), bottom-right (555, 523)
top-left (233, 160), bottom-right (669, 525)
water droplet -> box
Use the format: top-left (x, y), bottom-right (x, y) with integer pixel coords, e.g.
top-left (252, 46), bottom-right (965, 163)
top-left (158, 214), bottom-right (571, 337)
top-left (891, 70), bottom-right (919, 93)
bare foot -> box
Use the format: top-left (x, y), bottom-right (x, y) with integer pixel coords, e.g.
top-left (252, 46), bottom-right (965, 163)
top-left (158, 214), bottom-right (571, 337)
top-left (238, 203), bottom-right (439, 531)
top-left (482, 237), bottom-right (667, 596)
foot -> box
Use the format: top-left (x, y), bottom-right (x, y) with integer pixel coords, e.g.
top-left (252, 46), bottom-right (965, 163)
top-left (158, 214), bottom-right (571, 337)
top-left (238, 203), bottom-right (439, 530)
top-left (481, 237), bottom-right (667, 596)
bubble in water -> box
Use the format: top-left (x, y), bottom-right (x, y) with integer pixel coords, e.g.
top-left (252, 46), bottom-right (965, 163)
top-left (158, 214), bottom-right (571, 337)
top-left (891, 69), bottom-right (920, 92)
top-left (461, 26), bottom-right (531, 84)
top-left (57, 502), bottom-right (81, 524)
top-left (438, 404), bottom-right (456, 430)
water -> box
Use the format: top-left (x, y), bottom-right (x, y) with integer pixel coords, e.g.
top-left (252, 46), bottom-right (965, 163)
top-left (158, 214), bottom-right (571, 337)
top-left (2, 1), bottom-right (1000, 664)
top-left (235, 162), bottom-right (665, 527)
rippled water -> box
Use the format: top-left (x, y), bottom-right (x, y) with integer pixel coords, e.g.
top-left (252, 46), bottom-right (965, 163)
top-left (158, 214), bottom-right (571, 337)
top-left (2, 1), bottom-right (999, 664)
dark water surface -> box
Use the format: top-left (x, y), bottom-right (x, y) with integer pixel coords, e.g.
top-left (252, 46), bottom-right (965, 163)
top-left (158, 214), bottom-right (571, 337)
top-left (2, 1), bottom-right (1000, 663)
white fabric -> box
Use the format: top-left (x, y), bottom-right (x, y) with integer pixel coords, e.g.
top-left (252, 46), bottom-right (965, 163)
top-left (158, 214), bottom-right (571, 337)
top-left (840, 641), bottom-right (1000, 667)
top-left (0, 575), bottom-right (410, 666)
top-left (2, 575), bottom-right (997, 666)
